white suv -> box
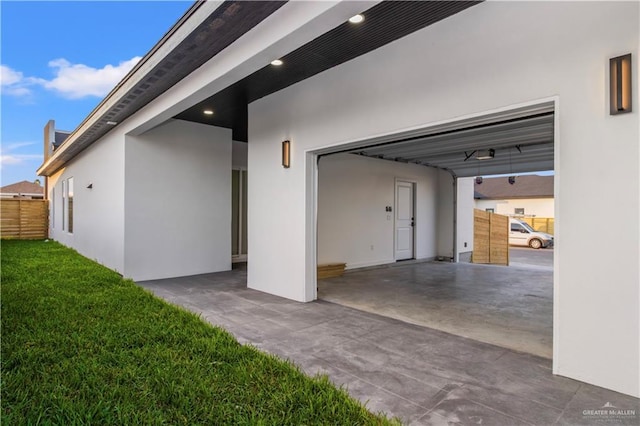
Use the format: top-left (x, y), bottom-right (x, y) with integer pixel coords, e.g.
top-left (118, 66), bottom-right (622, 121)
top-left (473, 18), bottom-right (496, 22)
top-left (509, 218), bottom-right (554, 249)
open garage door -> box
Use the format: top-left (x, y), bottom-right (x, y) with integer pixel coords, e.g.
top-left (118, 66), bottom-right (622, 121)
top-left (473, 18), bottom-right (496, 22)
top-left (316, 101), bottom-right (555, 358)
top-left (318, 101), bottom-right (554, 178)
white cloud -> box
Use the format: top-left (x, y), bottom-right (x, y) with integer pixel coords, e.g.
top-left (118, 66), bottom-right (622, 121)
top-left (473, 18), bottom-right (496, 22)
top-left (1, 56), bottom-right (141, 99)
top-left (0, 142), bottom-right (41, 166)
top-left (42, 56), bottom-right (141, 99)
top-left (2, 142), bottom-right (35, 152)
top-left (1, 65), bottom-right (41, 97)
top-left (0, 154), bottom-right (42, 166)
top-left (1, 65), bottom-right (23, 85)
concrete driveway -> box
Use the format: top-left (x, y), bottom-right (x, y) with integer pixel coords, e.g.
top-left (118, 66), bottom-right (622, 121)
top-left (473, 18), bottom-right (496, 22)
top-left (509, 246), bottom-right (553, 269)
top-left (319, 253), bottom-right (553, 358)
top-left (139, 267), bottom-right (638, 425)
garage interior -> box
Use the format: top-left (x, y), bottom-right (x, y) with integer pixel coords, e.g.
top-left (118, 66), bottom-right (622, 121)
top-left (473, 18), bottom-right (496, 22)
top-left (316, 102), bottom-right (555, 358)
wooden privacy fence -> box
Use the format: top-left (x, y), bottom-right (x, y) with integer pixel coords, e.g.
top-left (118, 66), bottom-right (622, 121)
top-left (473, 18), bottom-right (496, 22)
top-left (521, 217), bottom-right (554, 235)
top-left (473, 209), bottom-right (509, 265)
top-left (1, 199), bottom-right (49, 239)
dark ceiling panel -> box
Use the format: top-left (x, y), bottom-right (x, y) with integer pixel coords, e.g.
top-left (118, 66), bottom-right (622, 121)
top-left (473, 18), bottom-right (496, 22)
top-left (175, 1), bottom-right (481, 141)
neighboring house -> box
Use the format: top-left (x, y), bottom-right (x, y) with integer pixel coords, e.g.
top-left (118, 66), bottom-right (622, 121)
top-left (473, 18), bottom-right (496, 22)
top-left (0, 180), bottom-right (44, 199)
top-left (474, 175), bottom-right (554, 218)
top-left (36, 1), bottom-right (638, 397)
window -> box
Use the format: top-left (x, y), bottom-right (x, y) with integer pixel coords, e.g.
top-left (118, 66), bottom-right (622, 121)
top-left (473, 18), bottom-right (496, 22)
top-left (514, 208), bottom-right (525, 215)
top-left (511, 223), bottom-right (524, 232)
top-left (62, 181), bottom-right (66, 231)
top-left (67, 178), bottom-right (74, 233)
top-left (485, 208), bottom-right (495, 213)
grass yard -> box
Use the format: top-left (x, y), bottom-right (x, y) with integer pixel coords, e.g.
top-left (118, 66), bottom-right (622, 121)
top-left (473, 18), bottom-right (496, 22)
top-left (1, 240), bottom-right (395, 425)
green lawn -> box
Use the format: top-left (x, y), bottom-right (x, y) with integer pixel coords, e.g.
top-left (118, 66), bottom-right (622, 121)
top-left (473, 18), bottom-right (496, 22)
top-left (1, 240), bottom-right (395, 425)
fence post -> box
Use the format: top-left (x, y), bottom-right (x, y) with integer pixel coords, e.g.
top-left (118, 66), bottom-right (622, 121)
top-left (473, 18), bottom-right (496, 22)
top-left (18, 199), bottom-right (22, 239)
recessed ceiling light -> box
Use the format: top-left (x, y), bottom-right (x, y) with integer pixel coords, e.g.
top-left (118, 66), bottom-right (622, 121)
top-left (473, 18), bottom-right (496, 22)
top-left (203, 110), bottom-right (214, 115)
top-left (271, 59), bottom-right (283, 66)
top-left (348, 14), bottom-right (364, 24)
top-left (106, 121), bottom-right (117, 125)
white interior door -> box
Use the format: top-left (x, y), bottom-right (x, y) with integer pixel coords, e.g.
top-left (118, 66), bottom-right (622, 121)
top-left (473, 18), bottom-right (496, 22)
top-left (395, 181), bottom-right (415, 260)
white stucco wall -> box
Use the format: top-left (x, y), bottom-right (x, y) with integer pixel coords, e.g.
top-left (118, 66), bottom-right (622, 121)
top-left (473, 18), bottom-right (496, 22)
top-left (232, 141), bottom-right (248, 169)
top-left (475, 198), bottom-right (555, 218)
top-left (436, 170), bottom-right (455, 259)
top-left (47, 132), bottom-right (125, 274)
top-left (124, 120), bottom-right (232, 281)
top-left (456, 177), bottom-right (475, 259)
top-left (318, 153), bottom-right (438, 269)
top-left (248, 1), bottom-right (639, 396)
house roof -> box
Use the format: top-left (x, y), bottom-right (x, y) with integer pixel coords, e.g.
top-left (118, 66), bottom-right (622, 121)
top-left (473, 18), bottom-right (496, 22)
top-left (37, 1), bottom-right (287, 176)
top-left (53, 131), bottom-right (71, 148)
top-left (1, 180), bottom-right (44, 195)
top-left (474, 175), bottom-right (554, 199)
top-left (38, 0), bottom-right (481, 176)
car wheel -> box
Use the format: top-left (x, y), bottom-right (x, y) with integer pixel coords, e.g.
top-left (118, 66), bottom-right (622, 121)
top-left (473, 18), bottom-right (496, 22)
top-left (529, 238), bottom-right (543, 249)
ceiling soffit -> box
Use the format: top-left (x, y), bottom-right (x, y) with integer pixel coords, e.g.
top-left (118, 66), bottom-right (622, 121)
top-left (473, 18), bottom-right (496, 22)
top-left (175, 1), bottom-right (481, 141)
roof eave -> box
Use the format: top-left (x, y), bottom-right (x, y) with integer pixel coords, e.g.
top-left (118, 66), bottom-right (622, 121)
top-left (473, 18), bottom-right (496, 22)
top-left (37, 0), bottom-right (211, 177)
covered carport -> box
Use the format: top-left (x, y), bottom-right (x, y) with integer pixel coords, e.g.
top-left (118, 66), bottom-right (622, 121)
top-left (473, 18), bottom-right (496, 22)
top-left (169, 0), bottom-right (637, 397)
top-left (315, 101), bottom-right (555, 357)
top-left (34, 0), bottom-right (638, 398)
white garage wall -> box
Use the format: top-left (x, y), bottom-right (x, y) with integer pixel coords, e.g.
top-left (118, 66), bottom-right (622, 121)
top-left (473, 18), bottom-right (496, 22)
top-left (248, 1), bottom-right (638, 396)
top-left (436, 170), bottom-right (455, 258)
top-left (456, 177), bottom-right (475, 260)
top-left (318, 153), bottom-right (438, 269)
top-left (47, 132), bottom-right (125, 274)
top-left (124, 120), bottom-right (232, 281)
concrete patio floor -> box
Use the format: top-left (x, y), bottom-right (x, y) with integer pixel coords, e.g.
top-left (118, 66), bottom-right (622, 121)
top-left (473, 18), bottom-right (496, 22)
top-left (138, 266), bottom-right (638, 425)
top-left (319, 247), bottom-right (553, 358)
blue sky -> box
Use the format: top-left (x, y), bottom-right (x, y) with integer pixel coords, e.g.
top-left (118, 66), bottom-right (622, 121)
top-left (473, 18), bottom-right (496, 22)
top-left (1, 1), bottom-right (191, 185)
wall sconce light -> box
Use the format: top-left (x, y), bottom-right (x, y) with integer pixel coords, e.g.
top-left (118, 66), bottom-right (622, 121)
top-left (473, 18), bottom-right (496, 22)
top-left (610, 53), bottom-right (632, 115)
top-left (508, 176), bottom-right (516, 185)
top-left (282, 140), bottom-right (290, 168)
top-left (476, 176), bottom-right (483, 184)
top-left (476, 149), bottom-right (495, 160)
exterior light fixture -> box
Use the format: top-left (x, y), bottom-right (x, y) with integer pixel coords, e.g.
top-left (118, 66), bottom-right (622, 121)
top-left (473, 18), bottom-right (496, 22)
top-left (476, 176), bottom-right (483, 184)
top-left (610, 53), bottom-right (632, 115)
top-left (86, 183), bottom-right (93, 189)
top-left (271, 59), bottom-right (283, 66)
top-left (476, 149), bottom-right (495, 160)
top-left (203, 109), bottom-right (214, 115)
top-left (106, 121), bottom-right (118, 125)
top-left (508, 176), bottom-right (516, 185)
top-left (348, 14), bottom-right (364, 24)
top-left (282, 140), bottom-right (291, 168)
